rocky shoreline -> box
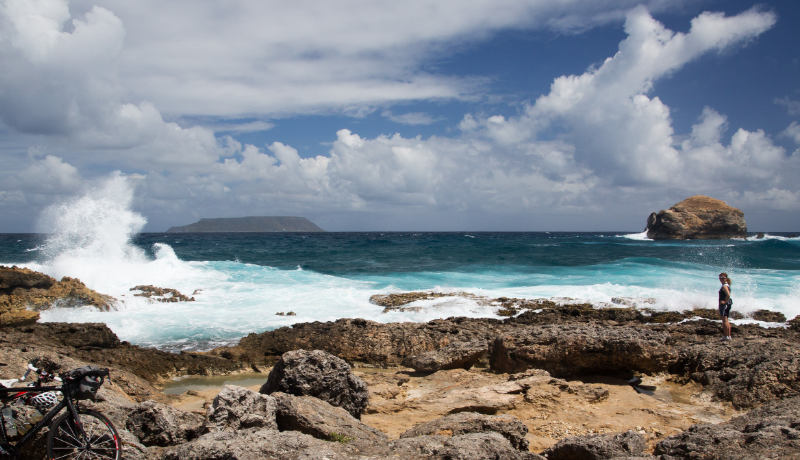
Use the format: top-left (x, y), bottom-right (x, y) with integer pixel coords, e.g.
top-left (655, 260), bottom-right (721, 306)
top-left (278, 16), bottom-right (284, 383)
top-left (3, 265), bottom-right (800, 458)
top-left (2, 306), bottom-right (800, 458)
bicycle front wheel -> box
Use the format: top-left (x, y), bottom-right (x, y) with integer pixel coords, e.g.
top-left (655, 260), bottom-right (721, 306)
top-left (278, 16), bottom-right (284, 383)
top-left (47, 409), bottom-right (121, 460)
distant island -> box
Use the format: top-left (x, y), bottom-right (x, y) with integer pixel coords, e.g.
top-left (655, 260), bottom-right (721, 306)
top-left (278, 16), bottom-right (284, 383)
top-left (165, 216), bottom-right (325, 233)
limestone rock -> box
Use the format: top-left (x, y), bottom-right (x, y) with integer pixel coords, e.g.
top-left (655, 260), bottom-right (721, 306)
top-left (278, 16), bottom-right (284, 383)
top-left (273, 392), bottom-right (388, 446)
top-left (401, 339), bottom-right (488, 372)
top-left (126, 400), bottom-right (207, 446)
top-left (391, 432), bottom-right (545, 460)
top-left (159, 430), bottom-right (359, 460)
top-left (490, 324), bottom-right (676, 376)
top-left (215, 316), bottom-right (507, 367)
top-left (400, 412), bottom-right (529, 451)
top-left (208, 385), bottom-right (277, 431)
top-left (645, 195), bottom-right (747, 240)
top-left (655, 396), bottom-right (800, 459)
top-left (260, 349), bottom-right (369, 419)
top-left (670, 336), bottom-right (800, 409)
top-left (542, 430), bottom-right (647, 460)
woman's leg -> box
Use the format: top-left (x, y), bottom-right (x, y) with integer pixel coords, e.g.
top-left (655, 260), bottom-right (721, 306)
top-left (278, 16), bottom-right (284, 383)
top-left (722, 316), bottom-right (731, 338)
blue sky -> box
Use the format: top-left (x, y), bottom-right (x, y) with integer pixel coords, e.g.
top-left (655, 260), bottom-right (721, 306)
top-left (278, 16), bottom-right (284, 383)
top-left (1, 0), bottom-right (798, 232)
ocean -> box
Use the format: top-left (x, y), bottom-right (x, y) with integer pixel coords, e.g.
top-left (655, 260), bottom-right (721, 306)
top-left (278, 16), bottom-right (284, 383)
top-left (1, 187), bottom-right (798, 352)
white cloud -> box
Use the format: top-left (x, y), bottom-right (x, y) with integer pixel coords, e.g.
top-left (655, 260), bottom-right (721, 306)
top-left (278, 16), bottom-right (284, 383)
top-left (775, 96), bottom-right (800, 116)
top-left (382, 110), bottom-right (443, 126)
top-left (16, 155), bottom-right (81, 193)
top-left (782, 122), bottom-right (800, 145)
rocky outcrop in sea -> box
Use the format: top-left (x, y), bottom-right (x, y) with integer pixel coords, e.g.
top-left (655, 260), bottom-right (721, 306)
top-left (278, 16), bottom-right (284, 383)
top-left (645, 195), bottom-right (747, 239)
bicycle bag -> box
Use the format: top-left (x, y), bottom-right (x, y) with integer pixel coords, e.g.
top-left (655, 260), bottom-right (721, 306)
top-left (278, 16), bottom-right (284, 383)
top-left (64, 365), bottom-right (108, 401)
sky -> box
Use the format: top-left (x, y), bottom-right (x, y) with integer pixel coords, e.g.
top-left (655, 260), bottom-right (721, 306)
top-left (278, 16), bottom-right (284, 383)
top-left (0, 0), bottom-right (798, 232)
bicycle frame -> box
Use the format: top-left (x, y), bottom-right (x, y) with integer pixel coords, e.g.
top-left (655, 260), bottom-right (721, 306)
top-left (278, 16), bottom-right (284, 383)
top-left (0, 381), bottom-right (86, 453)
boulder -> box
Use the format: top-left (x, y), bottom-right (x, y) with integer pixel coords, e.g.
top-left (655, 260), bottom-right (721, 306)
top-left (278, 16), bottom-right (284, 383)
top-left (400, 412), bottom-right (529, 451)
top-left (401, 339), bottom-right (488, 372)
top-left (208, 385), bottom-right (277, 431)
top-left (645, 195), bottom-right (747, 240)
top-left (542, 430), bottom-right (647, 460)
top-left (490, 324), bottom-right (676, 376)
top-left (126, 400), bottom-right (207, 447)
top-left (655, 396), bottom-right (800, 459)
top-left (273, 392), bottom-right (388, 446)
top-left (670, 336), bottom-right (800, 409)
top-left (260, 349), bottom-right (369, 419)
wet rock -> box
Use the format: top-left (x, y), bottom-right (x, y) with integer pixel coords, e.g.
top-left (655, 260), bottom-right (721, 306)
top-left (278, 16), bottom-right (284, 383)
top-left (130, 285), bottom-right (195, 302)
top-left (260, 349), bottom-right (369, 419)
top-left (1, 266), bottom-right (116, 326)
top-left (490, 324), bottom-right (676, 376)
top-left (400, 412), bottom-right (529, 451)
top-left (402, 339), bottom-right (488, 372)
top-left (126, 400), bottom-right (208, 446)
top-left (749, 309), bottom-right (786, 323)
top-left (208, 385), bottom-right (277, 431)
top-left (391, 432), bottom-right (545, 460)
top-left (645, 195), bottom-right (747, 240)
top-left (655, 396), bottom-right (800, 459)
top-left (273, 392), bottom-right (388, 446)
top-left (670, 336), bottom-right (800, 409)
top-left (542, 430), bottom-right (647, 460)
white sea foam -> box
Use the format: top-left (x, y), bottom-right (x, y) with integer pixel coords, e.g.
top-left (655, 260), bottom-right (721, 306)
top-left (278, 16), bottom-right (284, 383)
top-left (619, 231), bottom-right (650, 240)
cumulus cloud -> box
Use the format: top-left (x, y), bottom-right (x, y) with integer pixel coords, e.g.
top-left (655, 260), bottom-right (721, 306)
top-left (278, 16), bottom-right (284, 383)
top-left (0, 1), bottom-right (795, 230)
top-left (17, 155), bottom-right (81, 193)
top-left (775, 96), bottom-right (800, 116)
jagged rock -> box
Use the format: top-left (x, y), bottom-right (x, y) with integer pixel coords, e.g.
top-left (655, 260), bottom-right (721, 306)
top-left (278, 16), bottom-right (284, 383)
top-left (273, 392), bottom-right (388, 446)
top-left (260, 350), bottom-right (369, 419)
top-left (749, 309), bottom-right (786, 323)
top-left (126, 400), bottom-right (208, 446)
top-left (402, 339), bottom-right (488, 372)
top-left (0, 266), bottom-right (116, 327)
top-left (214, 316), bottom-right (508, 367)
top-left (645, 195), bottom-right (747, 240)
top-left (669, 336), bottom-right (800, 409)
top-left (208, 385), bottom-right (277, 431)
top-left (390, 432), bottom-right (545, 460)
top-left (400, 412), bottom-right (529, 451)
top-left (130, 285), bottom-right (195, 302)
top-left (490, 324), bottom-right (676, 376)
top-left (159, 429), bottom-right (359, 460)
top-left (542, 430), bottom-right (647, 460)
top-left (655, 396), bottom-right (800, 459)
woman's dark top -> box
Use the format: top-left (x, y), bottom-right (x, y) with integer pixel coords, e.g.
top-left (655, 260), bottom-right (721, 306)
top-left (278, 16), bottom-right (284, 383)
top-left (719, 284), bottom-right (731, 304)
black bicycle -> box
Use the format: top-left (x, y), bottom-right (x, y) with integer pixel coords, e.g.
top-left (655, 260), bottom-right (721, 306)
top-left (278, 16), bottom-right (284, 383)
top-left (0, 359), bottom-right (120, 460)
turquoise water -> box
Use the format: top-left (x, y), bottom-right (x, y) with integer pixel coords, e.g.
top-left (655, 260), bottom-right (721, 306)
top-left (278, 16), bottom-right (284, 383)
top-left (2, 230), bottom-right (798, 352)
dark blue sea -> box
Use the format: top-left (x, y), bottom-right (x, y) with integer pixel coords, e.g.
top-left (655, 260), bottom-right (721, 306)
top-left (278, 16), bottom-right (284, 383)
top-left (2, 230), bottom-right (798, 351)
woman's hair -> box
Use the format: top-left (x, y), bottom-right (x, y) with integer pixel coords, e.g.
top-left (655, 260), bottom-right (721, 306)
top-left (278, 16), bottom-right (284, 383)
top-left (719, 273), bottom-right (731, 285)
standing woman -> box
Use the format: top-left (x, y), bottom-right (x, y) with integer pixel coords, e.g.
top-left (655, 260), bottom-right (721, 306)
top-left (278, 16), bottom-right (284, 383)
top-left (718, 273), bottom-right (732, 340)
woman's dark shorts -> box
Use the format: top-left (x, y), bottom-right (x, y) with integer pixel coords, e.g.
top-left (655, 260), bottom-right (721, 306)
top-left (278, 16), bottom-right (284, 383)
top-left (719, 302), bottom-right (732, 318)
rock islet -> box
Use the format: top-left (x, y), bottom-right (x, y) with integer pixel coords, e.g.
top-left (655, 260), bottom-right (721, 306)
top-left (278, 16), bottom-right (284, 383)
top-left (645, 195), bottom-right (747, 240)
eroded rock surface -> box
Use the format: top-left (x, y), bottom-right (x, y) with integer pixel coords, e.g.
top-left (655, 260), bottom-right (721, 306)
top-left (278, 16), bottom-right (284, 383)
top-left (645, 195), bottom-right (747, 240)
top-left (273, 392), bottom-right (388, 446)
top-left (208, 385), bottom-right (277, 431)
top-left (260, 349), bottom-right (369, 419)
top-left (400, 412), bottom-right (530, 451)
top-left (655, 396), bottom-right (800, 459)
top-left (670, 336), bottom-right (800, 409)
top-left (402, 339), bottom-right (488, 372)
top-left (543, 430), bottom-right (647, 460)
top-left (490, 324), bottom-right (676, 376)
top-left (126, 400), bottom-right (208, 446)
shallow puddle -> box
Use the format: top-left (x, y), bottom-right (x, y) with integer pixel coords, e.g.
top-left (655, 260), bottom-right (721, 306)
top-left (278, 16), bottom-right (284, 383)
top-left (161, 372), bottom-right (268, 395)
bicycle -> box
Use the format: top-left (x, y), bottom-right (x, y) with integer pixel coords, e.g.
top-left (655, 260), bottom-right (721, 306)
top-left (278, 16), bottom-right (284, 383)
top-left (0, 359), bottom-right (121, 460)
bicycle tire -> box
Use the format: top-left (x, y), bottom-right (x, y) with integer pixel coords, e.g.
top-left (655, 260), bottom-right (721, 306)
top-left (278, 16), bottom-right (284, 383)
top-left (46, 409), bottom-right (120, 460)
